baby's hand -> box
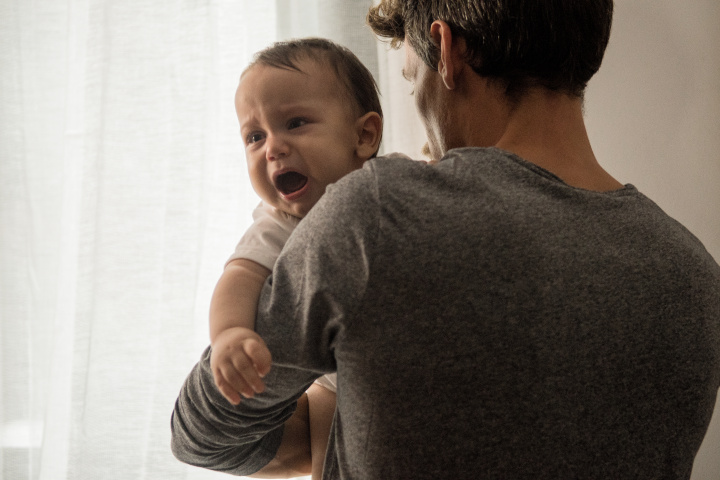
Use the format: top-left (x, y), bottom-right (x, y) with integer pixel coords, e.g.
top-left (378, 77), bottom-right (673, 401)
top-left (210, 327), bottom-right (272, 405)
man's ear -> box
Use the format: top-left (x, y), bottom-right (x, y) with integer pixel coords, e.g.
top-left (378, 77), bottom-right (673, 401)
top-left (354, 111), bottom-right (383, 160)
top-left (430, 20), bottom-right (463, 90)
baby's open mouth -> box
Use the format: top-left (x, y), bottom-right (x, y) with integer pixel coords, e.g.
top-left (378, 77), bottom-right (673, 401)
top-left (275, 171), bottom-right (308, 196)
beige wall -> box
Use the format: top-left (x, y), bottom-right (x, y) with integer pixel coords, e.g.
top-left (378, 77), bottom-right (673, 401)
top-left (586, 1), bottom-right (720, 262)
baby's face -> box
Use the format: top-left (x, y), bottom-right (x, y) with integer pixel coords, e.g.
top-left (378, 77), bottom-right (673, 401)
top-left (236, 58), bottom-right (365, 218)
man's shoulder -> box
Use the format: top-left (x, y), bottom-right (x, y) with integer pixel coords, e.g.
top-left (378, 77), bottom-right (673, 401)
top-left (324, 154), bottom-right (429, 200)
top-left (369, 153), bottom-right (428, 173)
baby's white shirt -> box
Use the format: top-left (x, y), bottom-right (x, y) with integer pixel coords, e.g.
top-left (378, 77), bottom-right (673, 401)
top-left (227, 202), bottom-right (300, 270)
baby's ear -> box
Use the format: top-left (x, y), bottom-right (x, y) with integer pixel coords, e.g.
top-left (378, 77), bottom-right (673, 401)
top-left (355, 112), bottom-right (383, 160)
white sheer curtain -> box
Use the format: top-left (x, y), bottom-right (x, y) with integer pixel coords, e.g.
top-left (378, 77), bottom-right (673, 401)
top-left (2, 1), bottom-right (719, 479)
top-left (2, 1), bottom-right (271, 478)
top-left (0, 1), bottom-right (420, 479)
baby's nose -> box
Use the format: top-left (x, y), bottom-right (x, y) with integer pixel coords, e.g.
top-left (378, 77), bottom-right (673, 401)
top-left (265, 134), bottom-right (289, 161)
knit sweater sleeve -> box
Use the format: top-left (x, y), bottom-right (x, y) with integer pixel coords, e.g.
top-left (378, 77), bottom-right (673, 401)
top-left (170, 162), bottom-right (381, 474)
top-left (170, 346), bottom-right (300, 475)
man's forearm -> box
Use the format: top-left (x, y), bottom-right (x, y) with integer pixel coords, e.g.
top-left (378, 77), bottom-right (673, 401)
top-left (249, 393), bottom-right (312, 478)
top-left (171, 347), bottom-right (298, 475)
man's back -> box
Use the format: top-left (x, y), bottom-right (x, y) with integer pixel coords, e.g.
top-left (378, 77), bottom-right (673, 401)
top-left (284, 148), bottom-right (720, 478)
top-left (170, 147), bottom-right (720, 479)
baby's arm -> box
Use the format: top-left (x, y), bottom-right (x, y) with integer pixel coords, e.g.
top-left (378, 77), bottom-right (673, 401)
top-left (210, 258), bottom-right (339, 478)
top-left (209, 258), bottom-right (272, 405)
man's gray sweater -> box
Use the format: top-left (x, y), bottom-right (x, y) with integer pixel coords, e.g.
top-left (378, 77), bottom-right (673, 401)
top-left (172, 148), bottom-right (720, 479)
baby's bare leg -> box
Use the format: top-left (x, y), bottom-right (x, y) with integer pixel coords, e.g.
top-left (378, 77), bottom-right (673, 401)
top-left (306, 383), bottom-right (337, 480)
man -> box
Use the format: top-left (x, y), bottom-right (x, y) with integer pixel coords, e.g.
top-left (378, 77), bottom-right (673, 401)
top-left (171, 1), bottom-right (720, 478)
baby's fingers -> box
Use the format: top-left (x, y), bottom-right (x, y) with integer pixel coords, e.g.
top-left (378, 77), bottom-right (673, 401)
top-left (218, 357), bottom-right (260, 401)
top-left (225, 349), bottom-right (267, 397)
top-left (215, 374), bottom-right (243, 405)
top-left (244, 338), bottom-right (272, 378)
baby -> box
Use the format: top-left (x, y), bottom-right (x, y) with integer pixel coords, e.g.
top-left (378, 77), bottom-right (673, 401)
top-left (208, 38), bottom-right (383, 478)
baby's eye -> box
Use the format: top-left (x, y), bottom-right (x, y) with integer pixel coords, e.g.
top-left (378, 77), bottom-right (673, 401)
top-left (245, 132), bottom-right (265, 145)
top-left (287, 118), bottom-right (308, 130)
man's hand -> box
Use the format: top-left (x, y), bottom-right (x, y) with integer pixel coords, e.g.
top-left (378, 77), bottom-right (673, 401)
top-left (210, 327), bottom-right (273, 405)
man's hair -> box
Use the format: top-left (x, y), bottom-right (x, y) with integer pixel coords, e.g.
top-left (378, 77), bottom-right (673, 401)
top-left (247, 37), bottom-right (383, 122)
top-left (367, 0), bottom-right (613, 100)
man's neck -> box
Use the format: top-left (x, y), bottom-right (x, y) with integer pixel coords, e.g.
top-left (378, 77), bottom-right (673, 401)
top-left (493, 90), bottom-right (623, 192)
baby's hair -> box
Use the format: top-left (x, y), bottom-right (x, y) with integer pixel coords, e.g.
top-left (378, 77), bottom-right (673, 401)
top-left (245, 38), bottom-right (383, 155)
